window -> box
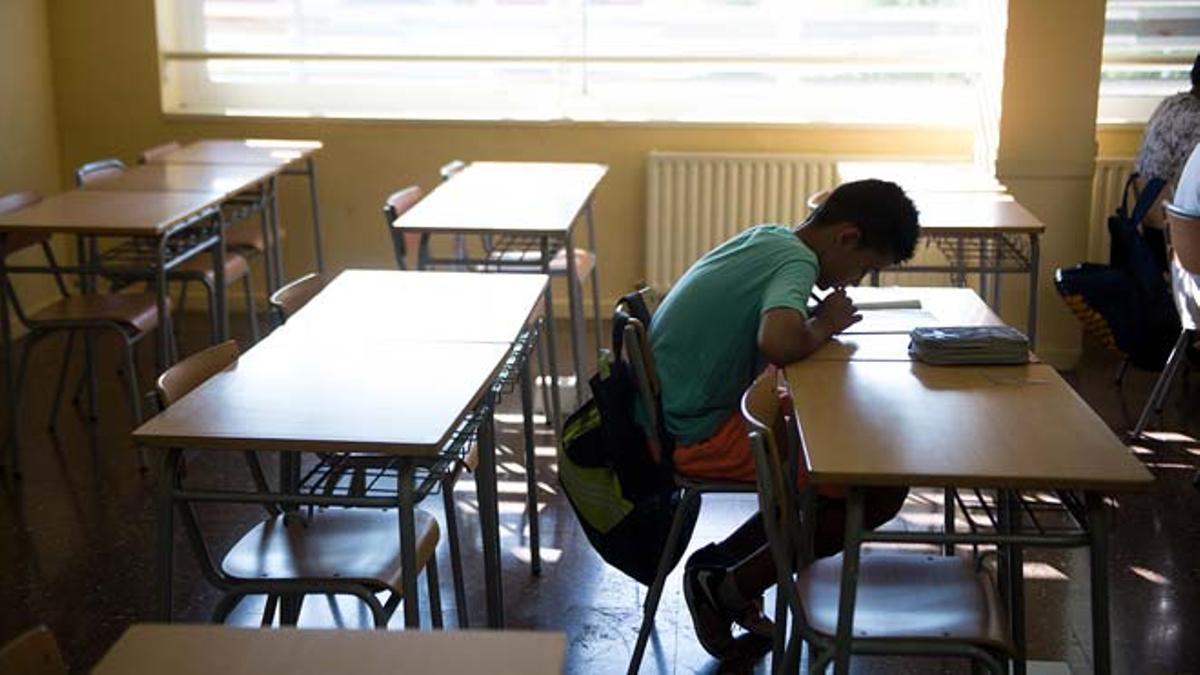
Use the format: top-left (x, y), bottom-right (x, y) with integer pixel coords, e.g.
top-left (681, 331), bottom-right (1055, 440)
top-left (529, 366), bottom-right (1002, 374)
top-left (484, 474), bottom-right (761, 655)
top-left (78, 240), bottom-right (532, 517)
top-left (156, 0), bottom-right (1007, 125)
top-left (1100, 1), bottom-right (1200, 123)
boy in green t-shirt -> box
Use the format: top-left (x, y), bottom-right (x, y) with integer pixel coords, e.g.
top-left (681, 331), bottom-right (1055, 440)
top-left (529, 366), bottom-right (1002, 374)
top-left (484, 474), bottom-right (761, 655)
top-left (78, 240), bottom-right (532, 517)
top-left (647, 179), bottom-right (920, 657)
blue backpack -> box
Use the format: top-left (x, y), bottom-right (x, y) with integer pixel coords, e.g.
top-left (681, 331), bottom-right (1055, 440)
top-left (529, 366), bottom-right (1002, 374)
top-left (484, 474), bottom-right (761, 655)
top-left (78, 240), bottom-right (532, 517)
top-left (1055, 174), bottom-right (1180, 369)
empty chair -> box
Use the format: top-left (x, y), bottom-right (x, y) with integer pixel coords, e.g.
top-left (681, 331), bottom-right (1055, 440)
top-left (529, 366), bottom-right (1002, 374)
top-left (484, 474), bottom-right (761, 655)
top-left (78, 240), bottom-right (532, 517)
top-left (267, 272), bottom-right (326, 327)
top-left (139, 141), bottom-right (181, 164)
top-left (142, 141), bottom-right (282, 294)
top-left (1, 191), bottom-right (164, 473)
top-left (74, 158), bottom-right (127, 185)
top-left (742, 371), bottom-right (1013, 673)
top-left (270, 278), bottom-right (476, 627)
top-left (381, 185), bottom-right (425, 270)
top-left (1131, 202), bottom-right (1200, 439)
top-left (75, 158), bottom-right (261, 350)
top-left (0, 625), bottom-right (66, 675)
top-left (156, 340), bottom-right (444, 628)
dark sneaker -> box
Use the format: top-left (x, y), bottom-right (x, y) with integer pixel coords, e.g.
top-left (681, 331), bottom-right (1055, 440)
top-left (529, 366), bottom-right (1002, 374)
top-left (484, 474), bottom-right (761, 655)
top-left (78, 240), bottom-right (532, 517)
top-left (683, 564), bottom-right (736, 657)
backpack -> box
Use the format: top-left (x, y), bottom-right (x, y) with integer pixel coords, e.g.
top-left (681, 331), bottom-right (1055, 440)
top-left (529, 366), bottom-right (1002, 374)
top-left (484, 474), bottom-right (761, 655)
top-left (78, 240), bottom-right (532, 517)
top-left (1055, 173), bottom-right (1180, 370)
top-left (557, 290), bottom-right (698, 585)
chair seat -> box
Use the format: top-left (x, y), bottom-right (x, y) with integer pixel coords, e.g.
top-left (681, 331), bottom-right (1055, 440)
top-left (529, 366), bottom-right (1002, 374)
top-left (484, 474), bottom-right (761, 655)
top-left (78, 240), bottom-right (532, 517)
top-left (222, 508), bottom-right (439, 592)
top-left (172, 251), bottom-right (250, 285)
top-left (482, 247), bottom-right (595, 281)
top-left (227, 220), bottom-right (284, 254)
top-left (27, 292), bottom-right (163, 334)
top-left (797, 550), bottom-right (1011, 652)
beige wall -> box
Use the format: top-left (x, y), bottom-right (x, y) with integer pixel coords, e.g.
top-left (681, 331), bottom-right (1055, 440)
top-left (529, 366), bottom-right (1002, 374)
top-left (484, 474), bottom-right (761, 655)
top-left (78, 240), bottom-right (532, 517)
top-left (40, 0), bottom-right (1149, 365)
top-left (1, 0), bottom-right (63, 331)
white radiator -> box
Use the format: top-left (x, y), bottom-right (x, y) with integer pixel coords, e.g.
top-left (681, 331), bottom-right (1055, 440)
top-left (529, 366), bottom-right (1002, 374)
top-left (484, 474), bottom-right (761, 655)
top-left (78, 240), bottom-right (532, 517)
top-left (647, 152), bottom-right (1134, 288)
top-left (1089, 157), bottom-right (1135, 263)
top-left (646, 151), bottom-right (838, 290)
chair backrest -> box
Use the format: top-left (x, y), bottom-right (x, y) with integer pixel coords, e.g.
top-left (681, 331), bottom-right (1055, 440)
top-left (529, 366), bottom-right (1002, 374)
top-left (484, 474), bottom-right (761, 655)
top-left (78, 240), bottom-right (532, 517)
top-left (0, 625), bottom-right (67, 675)
top-left (1167, 202), bottom-right (1200, 274)
top-left (742, 371), bottom-right (815, 645)
top-left (75, 158), bottom-right (126, 186)
top-left (439, 159), bottom-right (467, 182)
top-left (156, 339), bottom-right (240, 407)
top-left (268, 272), bottom-right (325, 323)
top-left (0, 191), bottom-right (49, 258)
top-left (806, 189), bottom-right (830, 213)
top-left (140, 141), bottom-right (181, 164)
top-left (616, 286), bottom-right (666, 461)
top-left (382, 185), bottom-right (424, 269)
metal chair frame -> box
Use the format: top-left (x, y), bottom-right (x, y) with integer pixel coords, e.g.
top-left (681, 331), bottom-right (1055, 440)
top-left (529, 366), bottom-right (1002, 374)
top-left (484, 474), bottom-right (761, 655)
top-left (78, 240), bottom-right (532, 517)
top-left (75, 159), bottom-right (261, 351)
top-left (743, 372), bottom-right (1012, 674)
top-left (155, 341), bottom-right (443, 629)
top-left (1130, 202), bottom-right (1199, 441)
top-left (620, 292), bottom-right (756, 675)
top-left (1, 195), bottom-right (161, 473)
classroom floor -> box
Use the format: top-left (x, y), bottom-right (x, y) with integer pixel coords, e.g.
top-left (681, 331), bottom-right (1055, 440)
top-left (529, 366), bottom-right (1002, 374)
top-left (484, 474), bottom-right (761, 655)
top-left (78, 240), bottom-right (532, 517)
top-left (0, 312), bottom-right (1197, 674)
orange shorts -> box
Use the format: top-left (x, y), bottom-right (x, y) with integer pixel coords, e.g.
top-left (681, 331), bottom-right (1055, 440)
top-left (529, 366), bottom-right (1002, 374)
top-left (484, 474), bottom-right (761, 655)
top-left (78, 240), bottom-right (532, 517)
top-left (673, 410), bottom-right (845, 499)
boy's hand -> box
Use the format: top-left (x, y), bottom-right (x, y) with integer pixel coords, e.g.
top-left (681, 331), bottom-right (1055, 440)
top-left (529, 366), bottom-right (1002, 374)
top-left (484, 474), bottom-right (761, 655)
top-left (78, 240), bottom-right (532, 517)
top-left (814, 288), bottom-right (861, 334)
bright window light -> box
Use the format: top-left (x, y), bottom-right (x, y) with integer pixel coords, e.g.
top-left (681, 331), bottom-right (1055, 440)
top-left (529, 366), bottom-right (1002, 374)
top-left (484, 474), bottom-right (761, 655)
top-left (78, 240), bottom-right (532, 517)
top-left (1100, 0), bottom-right (1200, 123)
top-left (155, 0), bottom-right (1008, 125)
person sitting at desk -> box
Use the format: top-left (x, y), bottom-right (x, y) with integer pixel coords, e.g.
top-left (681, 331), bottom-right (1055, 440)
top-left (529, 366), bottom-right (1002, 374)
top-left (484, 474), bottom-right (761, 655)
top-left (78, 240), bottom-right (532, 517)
top-left (644, 179), bottom-right (920, 657)
top-left (1134, 53), bottom-right (1200, 232)
top-left (1169, 143), bottom-right (1200, 340)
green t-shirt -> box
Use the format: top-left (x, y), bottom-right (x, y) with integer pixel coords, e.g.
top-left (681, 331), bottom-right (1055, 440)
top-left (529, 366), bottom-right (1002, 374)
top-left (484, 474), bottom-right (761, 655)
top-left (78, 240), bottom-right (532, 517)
top-left (650, 225), bottom-right (818, 444)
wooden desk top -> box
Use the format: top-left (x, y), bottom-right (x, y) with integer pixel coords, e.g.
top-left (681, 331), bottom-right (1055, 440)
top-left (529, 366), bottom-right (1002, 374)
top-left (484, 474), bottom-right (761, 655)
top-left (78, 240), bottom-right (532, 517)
top-left (783, 360), bottom-right (1153, 491)
top-left (81, 163), bottom-right (280, 197)
top-left (284, 270), bottom-right (548, 344)
top-left (93, 624), bottom-right (567, 675)
top-left (394, 161), bottom-right (608, 235)
top-left (809, 333), bottom-right (916, 361)
top-left (0, 190), bottom-right (222, 237)
top-left (836, 160), bottom-right (1007, 193)
top-left (148, 139), bottom-right (322, 167)
top-left (840, 287), bottom-right (1004, 334)
top-left (913, 192), bottom-right (1045, 235)
top-left (133, 333), bottom-right (511, 455)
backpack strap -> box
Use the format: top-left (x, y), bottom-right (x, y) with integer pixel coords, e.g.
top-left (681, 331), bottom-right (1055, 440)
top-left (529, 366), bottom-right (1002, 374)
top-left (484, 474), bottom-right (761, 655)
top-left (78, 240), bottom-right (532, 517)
top-left (1131, 176), bottom-right (1167, 229)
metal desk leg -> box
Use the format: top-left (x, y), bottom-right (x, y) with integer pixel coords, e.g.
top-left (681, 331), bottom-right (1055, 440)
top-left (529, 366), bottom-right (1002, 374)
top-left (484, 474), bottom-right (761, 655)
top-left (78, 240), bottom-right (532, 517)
top-left (476, 394), bottom-right (505, 627)
top-left (1001, 490), bottom-right (1027, 675)
top-left (417, 234), bottom-right (431, 271)
top-left (212, 216), bottom-right (229, 341)
top-left (541, 236), bottom-right (564, 435)
top-left (399, 458), bottom-right (421, 628)
top-left (584, 201), bottom-right (603, 361)
top-left (258, 186), bottom-right (278, 295)
top-left (157, 448), bottom-right (181, 621)
top-left (305, 158), bottom-right (325, 275)
top-left (269, 177), bottom-right (285, 287)
top-left (0, 248), bottom-right (18, 475)
top-left (944, 487), bottom-right (956, 556)
top-left (1027, 234), bottom-right (1040, 348)
top-left (155, 236), bottom-right (174, 368)
top-left (832, 488), bottom-right (865, 675)
top-left (1087, 492), bottom-right (1112, 675)
top-left (81, 236), bottom-right (98, 418)
top-left (979, 237), bottom-right (990, 303)
top-left (564, 226), bottom-right (587, 404)
top-left (992, 234), bottom-right (1004, 311)
top-left (955, 235), bottom-right (967, 287)
top-left (520, 350), bottom-right (541, 575)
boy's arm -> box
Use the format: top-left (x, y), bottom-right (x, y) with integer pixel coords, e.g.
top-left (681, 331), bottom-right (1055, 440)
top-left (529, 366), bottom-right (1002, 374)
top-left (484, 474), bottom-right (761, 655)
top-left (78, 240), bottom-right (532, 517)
top-left (758, 289), bottom-right (860, 365)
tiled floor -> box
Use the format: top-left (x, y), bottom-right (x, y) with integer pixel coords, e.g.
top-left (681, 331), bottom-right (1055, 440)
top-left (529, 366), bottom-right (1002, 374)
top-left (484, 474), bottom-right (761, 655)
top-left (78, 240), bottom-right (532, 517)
top-left (1, 314), bottom-right (1197, 674)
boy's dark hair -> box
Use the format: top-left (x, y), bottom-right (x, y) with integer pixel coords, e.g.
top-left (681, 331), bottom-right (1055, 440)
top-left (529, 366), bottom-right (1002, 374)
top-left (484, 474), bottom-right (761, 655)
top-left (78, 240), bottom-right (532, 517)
top-left (809, 179), bottom-right (920, 263)
top-left (1192, 52), bottom-right (1200, 90)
